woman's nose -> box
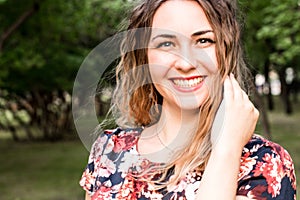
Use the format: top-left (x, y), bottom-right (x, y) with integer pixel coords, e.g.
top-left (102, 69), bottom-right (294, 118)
top-left (173, 48), bottom-right (196, 72)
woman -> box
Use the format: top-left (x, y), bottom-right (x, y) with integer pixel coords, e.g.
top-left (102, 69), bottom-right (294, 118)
top-left (80, 0), bottom-right (296, 199)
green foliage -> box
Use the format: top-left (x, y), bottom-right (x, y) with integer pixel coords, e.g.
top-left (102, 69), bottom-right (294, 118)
top-left (257, 0), bottom-right (300, 66)
top-left (0, 91), bottom-right (31, 128)
top-left (0, 108), bottom-right (30, 128)
top-left (0, 0), bottom-right (131, 93)
top-left (0, 0), bottom-right (132, 139)
top-left (242, 0), bottom-right (300, 71)
top-left (1, 0), bottom-right (298, 84)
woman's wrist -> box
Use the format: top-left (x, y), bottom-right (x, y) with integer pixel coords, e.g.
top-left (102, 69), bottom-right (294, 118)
top-left (210, 143), bottom-right (242, 165)
top-left (196, 140), bottom-right (241, 200)
top-left (212, 132), bottom-right (246, 157)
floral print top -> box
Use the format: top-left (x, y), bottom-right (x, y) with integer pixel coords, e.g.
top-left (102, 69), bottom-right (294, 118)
top-left (80, 127), bottom-right (296, 200)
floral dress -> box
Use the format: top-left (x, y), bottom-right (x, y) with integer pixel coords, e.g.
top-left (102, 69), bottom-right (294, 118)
top-left (80, 128), bottom-right (297, 200)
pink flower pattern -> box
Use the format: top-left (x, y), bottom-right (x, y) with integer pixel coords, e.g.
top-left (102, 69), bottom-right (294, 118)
top-left (80, 128), bottom-right (296, 199)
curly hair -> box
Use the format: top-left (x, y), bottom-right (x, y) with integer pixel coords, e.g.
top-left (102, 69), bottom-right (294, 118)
top-left (108, 0), bottom-right (253, 189)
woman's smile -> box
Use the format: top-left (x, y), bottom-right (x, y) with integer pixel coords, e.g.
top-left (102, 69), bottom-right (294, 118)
top-left (170, 76), bottom-right (206, 92)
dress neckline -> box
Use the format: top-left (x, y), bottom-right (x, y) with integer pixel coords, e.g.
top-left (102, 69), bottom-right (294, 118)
top-left (133, 127), bottom-right (173, 164)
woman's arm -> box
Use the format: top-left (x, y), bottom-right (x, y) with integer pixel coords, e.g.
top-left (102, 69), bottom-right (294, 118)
top-left (196, 145), bottom-right (252, 200)
top-left (236, 196), bottom-right (252, 200)
top-left (85, 192), bottom-right (91, 200)
top-left (196, 74), bottom-right (259, 200)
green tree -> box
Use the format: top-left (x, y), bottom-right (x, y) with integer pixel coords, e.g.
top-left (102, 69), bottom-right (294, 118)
top-left (242, 0), bottom-right (300, 114)
top-left (0, 0), bottom-right (131, 140)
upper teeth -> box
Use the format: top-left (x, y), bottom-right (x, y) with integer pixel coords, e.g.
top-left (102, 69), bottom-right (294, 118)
top-left (173, 77), bottom-right (204, 87)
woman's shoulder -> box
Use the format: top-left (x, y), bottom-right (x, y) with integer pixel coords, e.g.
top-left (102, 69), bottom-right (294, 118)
top-left (242, 134), bottom-right (293, 162)
top-left (90, 127), bottom-right (142, 156)
top-left (96, 126), bottom-right (142, 138)
top-left (241, 134), bottom-right (295, 175)
top-left (238, 134), bottom-right (296, 199)
top-left (80, 127), bottom-right (144, 196)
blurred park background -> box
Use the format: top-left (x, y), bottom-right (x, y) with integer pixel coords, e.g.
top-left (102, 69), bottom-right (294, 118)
top-left (0, 0), bottom-right (299, 199)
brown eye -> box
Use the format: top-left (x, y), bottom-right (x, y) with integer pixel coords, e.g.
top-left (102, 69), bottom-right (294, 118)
top-left (197, 38), bottom-right (215, 44)
top-left (196, 38), bottom-right (215, 48)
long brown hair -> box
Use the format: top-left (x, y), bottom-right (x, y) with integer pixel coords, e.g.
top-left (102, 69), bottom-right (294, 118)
top-left (109, 0), bottom-right (253, 188)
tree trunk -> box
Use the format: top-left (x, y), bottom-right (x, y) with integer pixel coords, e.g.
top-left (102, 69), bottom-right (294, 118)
top-left (279, 69), bottom-right (293, 115)
top-left (263, 60), bottom-right (274, 111)
top-left (24, 125), bottom-right (34, 140)
top-left (32, 90), bottom-right (51, 139)
top-left (291, 79), bottom-right (299, 103)
top-left (8, 126), bottom-right (19, 142)
top-left (253, 90), bottom-right (272, 140)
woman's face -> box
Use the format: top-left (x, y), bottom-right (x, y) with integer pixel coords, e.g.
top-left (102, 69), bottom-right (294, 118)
top-left (147, 0), bottom-right (218, 111)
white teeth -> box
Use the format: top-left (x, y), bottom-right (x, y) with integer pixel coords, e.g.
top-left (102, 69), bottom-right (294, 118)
top-left (173, 77), bottom-right (204, 88)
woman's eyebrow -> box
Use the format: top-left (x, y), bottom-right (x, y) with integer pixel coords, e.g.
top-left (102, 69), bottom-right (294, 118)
top-left (191, 30), bottom-right (214, 37)
top-left (151, 34), bottom-right (176, 41)
top-left (150, 30), bottom-right (213, 41)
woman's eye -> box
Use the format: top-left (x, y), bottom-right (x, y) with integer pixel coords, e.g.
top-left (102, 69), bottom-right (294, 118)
top-left (196, 38), bottom-right (215, 47)
top-left (156, 41), bottom-right (174, 48)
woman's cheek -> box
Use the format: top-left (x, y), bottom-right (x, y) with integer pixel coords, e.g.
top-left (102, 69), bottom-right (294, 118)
top-left (148, 49), bottom-right (178, 64)
top-left (148, 50), bottom-right (177, 78)
top-left (208, 49), bottom-right (219, 74)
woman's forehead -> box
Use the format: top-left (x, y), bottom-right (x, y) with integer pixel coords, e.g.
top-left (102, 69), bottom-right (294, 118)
top-left (151, 0), bottom-right (212, 37)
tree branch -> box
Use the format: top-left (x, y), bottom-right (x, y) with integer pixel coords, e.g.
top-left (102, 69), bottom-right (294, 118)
top-left (0, 2), bottom-right (39, 52)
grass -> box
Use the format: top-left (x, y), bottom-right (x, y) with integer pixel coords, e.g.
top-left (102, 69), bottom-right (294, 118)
top-left (0, 138), bottom-right (89, 200)
top-left (0, 96), bottom-right (299, 199)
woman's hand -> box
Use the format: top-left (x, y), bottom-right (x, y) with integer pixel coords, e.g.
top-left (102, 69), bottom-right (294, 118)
top-left (196, 74), bottom-right (259, 200)
top-left (211, 74), bottom-right (259, 153)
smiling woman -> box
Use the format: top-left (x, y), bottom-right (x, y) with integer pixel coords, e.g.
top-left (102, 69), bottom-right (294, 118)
top-left (79, 0), bottom-right (296, 199)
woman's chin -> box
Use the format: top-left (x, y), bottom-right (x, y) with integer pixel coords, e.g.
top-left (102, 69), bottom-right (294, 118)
top-left (173, 98), bottom-right (204, 112)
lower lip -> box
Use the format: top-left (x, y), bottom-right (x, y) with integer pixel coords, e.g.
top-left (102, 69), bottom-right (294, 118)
top-left (171, 79), bottom-right (205, 92)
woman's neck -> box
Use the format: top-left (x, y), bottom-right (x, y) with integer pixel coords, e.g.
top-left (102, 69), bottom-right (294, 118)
top-left (137, 102), bottom-right (200, 163)
top-left (156, 101), bottom-right (200, 151)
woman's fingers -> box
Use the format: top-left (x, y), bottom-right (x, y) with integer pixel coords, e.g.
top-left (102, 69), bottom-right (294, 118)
top-left (223, 74), bottom-right (233, 101)
top-left (213, 74), bottom-right (259, 151)
top-left (224, 74), bottom-right (247, 102)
